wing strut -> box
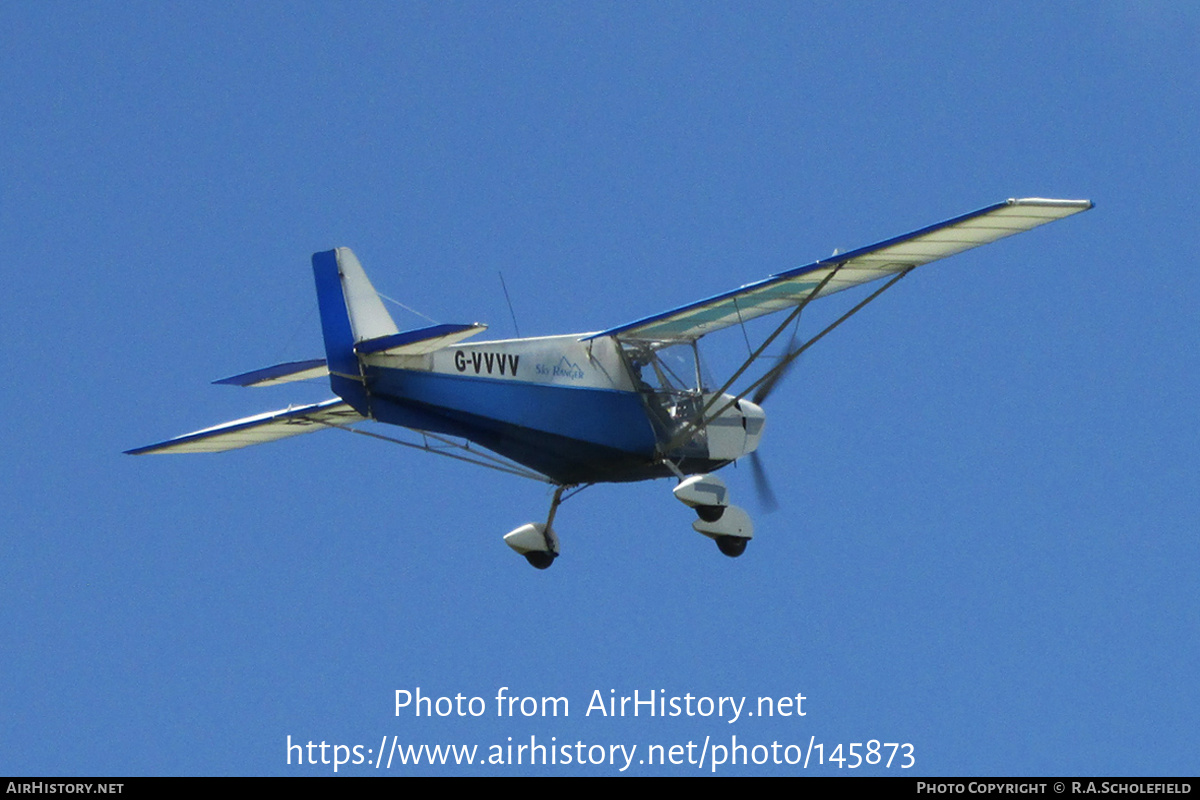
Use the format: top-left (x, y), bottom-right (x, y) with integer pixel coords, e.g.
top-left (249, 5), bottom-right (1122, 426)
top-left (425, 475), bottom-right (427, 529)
top-left (695, 259), bottom-right (849, 420)
top-left (664, 266), bottom-right (915, 454)
top-left (318, 422), bottom-right (556, 483)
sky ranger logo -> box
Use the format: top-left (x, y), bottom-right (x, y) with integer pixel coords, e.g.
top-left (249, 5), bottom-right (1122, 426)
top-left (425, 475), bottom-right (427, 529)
top-left (454, 350), bottom-right (520, 377)
top-left (535, 356), bottom-right (585, 381)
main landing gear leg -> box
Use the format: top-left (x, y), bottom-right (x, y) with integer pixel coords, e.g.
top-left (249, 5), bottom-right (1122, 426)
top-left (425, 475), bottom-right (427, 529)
top-left (531, 485), bottom-right (567, 569)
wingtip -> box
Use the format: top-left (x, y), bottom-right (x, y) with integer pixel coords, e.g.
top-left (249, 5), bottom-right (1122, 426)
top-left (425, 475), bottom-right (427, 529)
top-left (1009, 197), bottom-right (1094, 209)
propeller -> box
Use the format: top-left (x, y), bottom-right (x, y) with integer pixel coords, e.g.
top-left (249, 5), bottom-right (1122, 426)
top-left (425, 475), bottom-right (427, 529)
top-left (748, 450), bottom-right (778, 512)
top-left (752, 332), bottom-right (801, 405)
top-left (747, 333), bottom-right (801, 512)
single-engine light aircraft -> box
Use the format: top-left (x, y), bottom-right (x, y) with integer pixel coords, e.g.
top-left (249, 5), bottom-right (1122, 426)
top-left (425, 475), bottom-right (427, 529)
top-left (129, 198), bottom-right (1091, 568)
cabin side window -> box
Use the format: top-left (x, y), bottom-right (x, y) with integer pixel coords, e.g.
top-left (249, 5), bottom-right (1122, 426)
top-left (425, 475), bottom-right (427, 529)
top-left (620, 341), bottom-right (711, 449)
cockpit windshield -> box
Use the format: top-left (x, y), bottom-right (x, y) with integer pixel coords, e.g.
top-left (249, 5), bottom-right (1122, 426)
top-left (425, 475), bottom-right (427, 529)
top-left (620, 340), bottom-right (712, 450)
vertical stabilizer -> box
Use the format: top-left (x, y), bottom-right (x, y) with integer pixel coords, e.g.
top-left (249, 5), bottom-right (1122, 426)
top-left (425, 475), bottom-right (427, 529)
top-left (312, 247), bottom-right (398, 414)
top-left (335, 248), bottom-right (400, 343)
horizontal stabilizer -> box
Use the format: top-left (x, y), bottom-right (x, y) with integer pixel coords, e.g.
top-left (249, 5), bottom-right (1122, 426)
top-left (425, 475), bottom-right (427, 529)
top-left (126, 398), bottom-right (363, 454)
top-left (213, 359), bottom-right (329, 388)
top-left (356, 323), bottom-right (488, 356)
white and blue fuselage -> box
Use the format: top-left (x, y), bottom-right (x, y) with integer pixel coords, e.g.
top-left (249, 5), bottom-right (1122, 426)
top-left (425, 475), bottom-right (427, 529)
top-left (355, 332), bottom-right (763, 484)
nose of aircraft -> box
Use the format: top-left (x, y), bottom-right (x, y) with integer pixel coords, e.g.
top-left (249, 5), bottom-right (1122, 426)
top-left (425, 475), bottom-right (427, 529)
top-left (738, 398), bottom-right (766, 455)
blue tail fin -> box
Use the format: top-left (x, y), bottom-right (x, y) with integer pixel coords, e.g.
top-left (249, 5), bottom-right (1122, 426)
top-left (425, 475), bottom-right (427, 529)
top-left (311, 248), bottom-right (399, 414)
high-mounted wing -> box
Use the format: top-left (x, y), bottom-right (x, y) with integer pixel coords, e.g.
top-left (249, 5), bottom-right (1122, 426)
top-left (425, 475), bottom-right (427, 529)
top-left (125, 398), bottom-right (363, 454)
top-left (589, 198), bottom-right (1092, 343)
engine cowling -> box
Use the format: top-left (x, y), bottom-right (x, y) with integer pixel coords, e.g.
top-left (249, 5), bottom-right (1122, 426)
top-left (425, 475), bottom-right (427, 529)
top-left (703, 395), bottom-right (765, 461)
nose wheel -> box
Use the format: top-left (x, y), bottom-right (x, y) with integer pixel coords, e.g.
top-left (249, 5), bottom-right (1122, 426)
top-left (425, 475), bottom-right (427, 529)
top-left (715, 535), bottom-right (748, 558)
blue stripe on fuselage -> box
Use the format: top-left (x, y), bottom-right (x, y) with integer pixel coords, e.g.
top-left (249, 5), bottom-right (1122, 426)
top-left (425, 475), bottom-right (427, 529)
top-left (365, 367), bottom-right (659, 482)
top-left (369, 368), bottom-right (655, 453)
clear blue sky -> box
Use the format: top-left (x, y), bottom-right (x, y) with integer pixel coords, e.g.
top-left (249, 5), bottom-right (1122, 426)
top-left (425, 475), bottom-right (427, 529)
top-left (3, 2), bottom-right (1196, 776)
